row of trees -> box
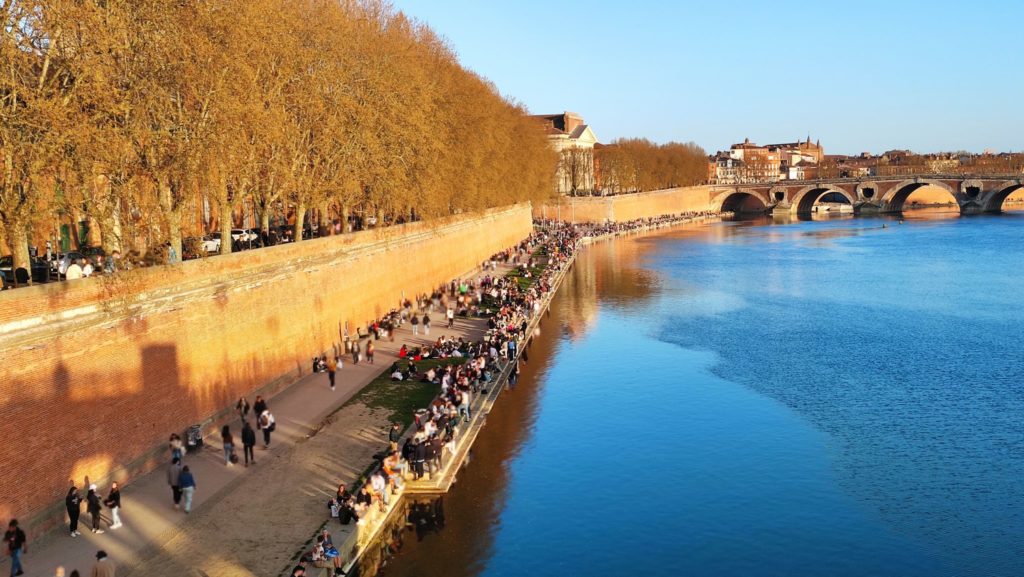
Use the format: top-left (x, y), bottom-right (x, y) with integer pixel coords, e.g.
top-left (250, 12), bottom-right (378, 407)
top-left (595, 138), bottom-right (707, 195)
top-left (0, 0), bottom-right (557, 274)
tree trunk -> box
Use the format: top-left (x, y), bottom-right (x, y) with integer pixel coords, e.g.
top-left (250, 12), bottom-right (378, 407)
top-left (341, 205), bottom-right (350, 233)
top-left (106, 199), bottom-right (123, 253)
top-left (9, 222), bottom-right (31, 286)
top-left (376, 207), bottom-right (384, 228)
top-left (167, 213), bottom-right (183, 264)
top-left (293, 203), bottom-right (306, 242)
top-left (219, 200), bottom-right (233, 255)
top-left (319, 200), bottom-right (331, 237)
top-left (260, 209), bottom-right (271, 243)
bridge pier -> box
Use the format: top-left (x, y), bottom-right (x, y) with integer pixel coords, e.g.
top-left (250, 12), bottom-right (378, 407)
top-left (959, 202), bottom-right (986, 215)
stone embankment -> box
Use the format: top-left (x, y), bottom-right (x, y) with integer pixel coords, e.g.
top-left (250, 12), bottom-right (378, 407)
top-left (312, 211), bottom-right (725, 577)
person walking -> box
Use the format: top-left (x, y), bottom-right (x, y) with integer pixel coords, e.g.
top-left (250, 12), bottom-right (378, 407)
top-left (221, 425), bottom-right (235, 466)
top-left (366, 341), bottom-right (375, 365)
top-left (168, 433), bottom-right (184, 461)
top-left (351, 340), bottom-right (361, 365)
top-left (241, 421), bottom-right (257, 466)
top-left (179, 466), bottom-right (196, 514)
top-left (4, 519), bottom-right (26, 576)
top-left (253, 395), bottom-right (267, 419)
top-left (254, 395), bottom-right (268, 442)
top-left (410, 314), bottom-right (419, 335)
top-left (326, 356), bottom-right (338, 390)
top-left (446, 307), bottom-right (455, 329)
top-left (66, 487), bottom-right (82, 537)
top-left (90, 550), bottom-right (115, 577)
top-left (236, 397), bottom-right (250, 421)
top-left (86, 485), bottom-right (104, 534)
top-left (167, 457), bottom-right (183, 510)
top-left (422, 313), bottom-right (430, 336)
top-left (259, 409), bottom-right (276, 448)
top-left (103, 482), bottom-right (122, 529)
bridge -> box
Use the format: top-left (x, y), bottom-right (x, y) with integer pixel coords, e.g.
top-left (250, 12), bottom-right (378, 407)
top-left (711, 174), bottom-right (1024, 215)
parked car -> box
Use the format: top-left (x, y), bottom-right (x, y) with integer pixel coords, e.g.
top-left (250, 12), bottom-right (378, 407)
top-left (231, 228), bottom-right (259, 249)
top-left (81, 246), bottom-right (106, 267)
top-left (0, 255), bottom-right (52, 284)
top-left (52, 252), bottom-right (86, 277)
top-left (201, 234), bottom-right (221, 254)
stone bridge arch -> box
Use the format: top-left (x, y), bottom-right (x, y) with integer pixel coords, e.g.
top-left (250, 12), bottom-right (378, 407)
top-left (714, 189), bottom-right (771, 214)
top-left (981, 180), bottom-right (1024, 213)
top-left (880, 178), bottom-right (957, 212)
top-left (791, 185), bottom-right (856, 214)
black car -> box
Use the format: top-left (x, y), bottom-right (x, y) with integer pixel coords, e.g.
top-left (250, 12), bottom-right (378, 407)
top-left (81, 246), bottom-right (107, 267)
top-left (0, 255), bottom-right (52, 284)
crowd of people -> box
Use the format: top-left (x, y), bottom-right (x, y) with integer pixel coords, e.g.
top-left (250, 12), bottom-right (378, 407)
top-left (9, 213), bottom-right (728, 577)
top-left (305, 213), bottom-right (732, 573)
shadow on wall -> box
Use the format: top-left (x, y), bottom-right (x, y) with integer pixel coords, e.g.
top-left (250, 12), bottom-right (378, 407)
top-left (0, 342), bottom-right (185, 536)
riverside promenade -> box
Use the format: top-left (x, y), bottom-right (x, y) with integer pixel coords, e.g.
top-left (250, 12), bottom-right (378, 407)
top-left (305, 212), bottom-right (726, 577)
top-left (6, 257), bottom-right (518, 577)
top-left (5, 213), bottom-right (723, 577)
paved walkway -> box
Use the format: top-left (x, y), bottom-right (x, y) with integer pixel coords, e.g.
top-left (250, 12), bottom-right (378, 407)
top-left (8, 263), bottom-right (508, 577)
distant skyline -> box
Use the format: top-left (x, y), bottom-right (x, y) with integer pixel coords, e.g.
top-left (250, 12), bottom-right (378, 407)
top-left (392, 0), bottom-right (1023, 156)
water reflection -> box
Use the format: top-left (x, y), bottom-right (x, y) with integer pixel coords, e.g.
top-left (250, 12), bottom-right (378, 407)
top-left (378, 214), bottom-right (1024, 577)
top-left (377, 286), bottom-right (568, 577)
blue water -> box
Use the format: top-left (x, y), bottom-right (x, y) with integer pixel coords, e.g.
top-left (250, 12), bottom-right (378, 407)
top-left (383, 211), bottom-right (1024, 577)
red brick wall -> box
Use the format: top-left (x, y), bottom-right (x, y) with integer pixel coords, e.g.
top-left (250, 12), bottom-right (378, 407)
top-left (0, 204), bottom-right (533, 534)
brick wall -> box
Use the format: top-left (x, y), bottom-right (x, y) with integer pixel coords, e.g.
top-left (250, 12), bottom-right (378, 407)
top-left (533, 186), bottom-right (715, 223)
top-left (0, 204), bottom-right (534, 534)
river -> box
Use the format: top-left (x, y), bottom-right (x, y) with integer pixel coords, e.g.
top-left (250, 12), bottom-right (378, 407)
top-left (376, 209), bottom-right (1024, 577)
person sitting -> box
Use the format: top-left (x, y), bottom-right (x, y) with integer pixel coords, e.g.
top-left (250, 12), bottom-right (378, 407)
top-left (383, 451), bottom-right (408, 484)
top-left (371, 470), bottom-right (389, 506)
top-left (398, 344), bottom-right (408, 358)
top-left (311, 534), bottom-right (344, 574)
top-left (320, 529), bottom-right (344, 573)
top-left (333, 484), bottom-right (358, 525)
top-left (364, 479), bottom-right (385, 512)
top-left (390, 368), bottom-right (405, 381)
top-left (354, 485), bottom-right (373, 518)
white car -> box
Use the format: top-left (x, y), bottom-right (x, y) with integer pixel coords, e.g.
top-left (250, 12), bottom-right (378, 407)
top-left (231, 228), bottom-right (258, 244)
top-left (201, 235), bottom-right (221, 253)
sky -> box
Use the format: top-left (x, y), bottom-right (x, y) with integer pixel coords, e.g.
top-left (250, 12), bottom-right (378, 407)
top-left (391, 0), bottom-right (1023, 156)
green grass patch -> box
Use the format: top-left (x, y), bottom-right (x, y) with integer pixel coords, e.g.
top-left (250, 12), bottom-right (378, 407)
top-left (343, 356), bottom-right (468, 427)
top-left (506, 261), bottom-right (546, 290)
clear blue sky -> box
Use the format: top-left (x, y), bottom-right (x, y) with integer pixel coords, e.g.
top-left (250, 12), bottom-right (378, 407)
top-left (392, 0), bottom-right (1022, 156)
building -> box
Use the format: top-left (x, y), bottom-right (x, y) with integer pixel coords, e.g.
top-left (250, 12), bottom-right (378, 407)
top-left (709, 136), bottom-right (825, 183)
top-left (533, 112), bottom-right (600, 195)
top-left (709, 154), bottom-right (744, 184)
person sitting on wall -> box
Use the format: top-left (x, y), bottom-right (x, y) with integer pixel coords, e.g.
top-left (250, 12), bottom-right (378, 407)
top-left (311, 534), bottom-right (344, 574)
